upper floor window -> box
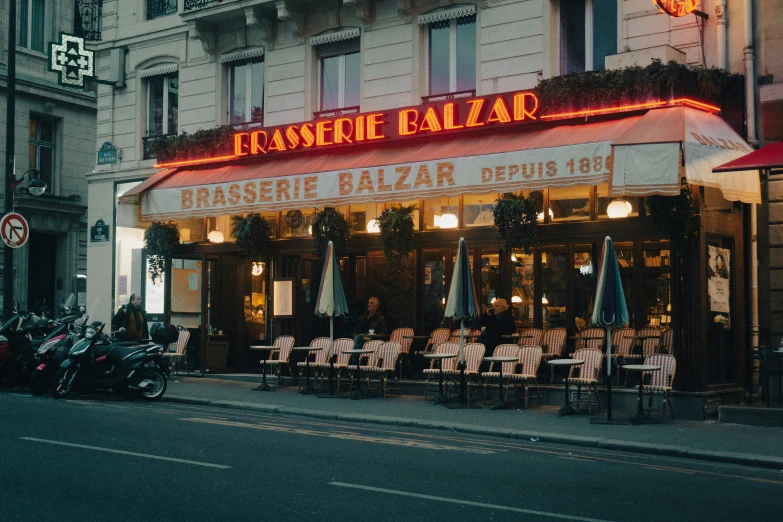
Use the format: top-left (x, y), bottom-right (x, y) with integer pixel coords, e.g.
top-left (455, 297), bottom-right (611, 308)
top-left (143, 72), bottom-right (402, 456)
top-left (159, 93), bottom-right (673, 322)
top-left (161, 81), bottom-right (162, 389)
top-left (312, 28), bottom-right (361, 114)
top-left (229, 59), bottom-right (264, 125)
top-left (74, 0), bottom-right (103, 42)
top-left (29, 117), bottom-right (55, 191)
top-left (147, 0), bottom-right (177, 20)
top-left (147, 74), bottom-right (178, 137)
top-left (19, 0), bottom-right (45, 52)
top-left (560, 0), bottom-right (617, 74)
top-left (422, 6), bottom-right (476, 96)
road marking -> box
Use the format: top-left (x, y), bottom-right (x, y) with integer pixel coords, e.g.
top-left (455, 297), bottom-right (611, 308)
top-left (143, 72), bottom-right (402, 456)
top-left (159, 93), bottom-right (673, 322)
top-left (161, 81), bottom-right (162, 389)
top-left (329, 482), bottom-right (613, 522)
top-left (19, 437), bottom-right (231, 469)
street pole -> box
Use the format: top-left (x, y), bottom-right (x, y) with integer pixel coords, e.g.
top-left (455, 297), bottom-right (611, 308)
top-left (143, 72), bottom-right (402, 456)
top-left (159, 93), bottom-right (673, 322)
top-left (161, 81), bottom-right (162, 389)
top-left (3, 0), bottom-right (16, 320)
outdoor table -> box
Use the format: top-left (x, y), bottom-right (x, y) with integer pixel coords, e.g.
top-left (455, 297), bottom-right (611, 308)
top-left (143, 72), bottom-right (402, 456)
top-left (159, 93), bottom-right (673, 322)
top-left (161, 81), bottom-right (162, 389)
top-left (342, 349), bottom-right (375, 399)
top-left (424, 352), bottom-right (457, 404)
top-left (249, 344), bottom-right (276, 391)
top-left (767, 350), bottom-right (783, 407)
top-left (483, 355), bottom-right (519, 409)
top-left (292, 346), bottom-right (322, 395)
top-left (547, 359), bottom-right (584, 416)
top-left (623, 364), bottom-right (661, 424)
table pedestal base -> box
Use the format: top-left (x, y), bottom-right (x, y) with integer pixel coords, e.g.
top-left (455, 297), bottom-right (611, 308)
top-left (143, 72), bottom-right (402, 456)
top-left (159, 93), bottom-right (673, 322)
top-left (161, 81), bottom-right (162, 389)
top-left (252, 361), bottom-right (273, 392)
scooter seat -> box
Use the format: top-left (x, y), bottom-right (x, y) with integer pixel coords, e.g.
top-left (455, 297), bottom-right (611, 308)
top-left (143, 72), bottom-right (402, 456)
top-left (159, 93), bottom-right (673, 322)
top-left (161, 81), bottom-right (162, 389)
top-left (106, 346), bottom-right (145, 362)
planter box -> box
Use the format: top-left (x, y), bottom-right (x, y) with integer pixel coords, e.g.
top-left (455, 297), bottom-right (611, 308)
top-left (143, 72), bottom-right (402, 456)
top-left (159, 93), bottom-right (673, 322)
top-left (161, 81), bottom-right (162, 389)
top-left (204, 341), bottom-right (229, 370)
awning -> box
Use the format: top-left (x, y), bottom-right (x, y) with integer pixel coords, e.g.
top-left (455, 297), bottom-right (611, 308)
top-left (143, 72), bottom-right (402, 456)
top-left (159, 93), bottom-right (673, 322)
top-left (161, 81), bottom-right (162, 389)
top-left (713, 141), bottom-right (783, 172)
top-left (131, 117), bottom-right (641, 220)
top-left (611, 106), bottom-right (761, 203)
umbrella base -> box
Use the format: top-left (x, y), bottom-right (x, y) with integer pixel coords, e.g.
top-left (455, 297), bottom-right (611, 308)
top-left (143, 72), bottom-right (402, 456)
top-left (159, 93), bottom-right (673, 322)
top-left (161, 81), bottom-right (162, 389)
top-left (252, 383), bottom-right (273, 392)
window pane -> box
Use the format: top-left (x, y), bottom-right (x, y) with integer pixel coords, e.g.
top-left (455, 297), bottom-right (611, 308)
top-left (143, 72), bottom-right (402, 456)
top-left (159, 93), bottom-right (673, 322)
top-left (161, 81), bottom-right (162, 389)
top-left (592, 0), bottom-right (617, 71)
top-left (344, 52), bottom-right (361, 108)
top-left (480, 252), bottom-right (500, 309)
top-left (424, 196), bottom-right (457, 230)
top-left (148, 78), bottom-right (164, 136)
top-left (542, 250), bottom-right (567, 329)
top-left (561, 0), bottom-right (586, 74)
top-left (230, 63), bottom-right (248, 124)
top-left (550, 186), bottom-right (590, 222)
top-left (463, 194), bottom-right (496, 227)
top-left (29, 119), bottom-right (37, 140)
top-left (40, 121), bottom-right (54, 142)
top-left (644, 246), bottom-right (671, 328)
top-left (456, 16), bottom-right (476, 92)
top-left (31, 0), bottom-right (45, 52)
top-left (167, 76), bottom-right (178, 134)
top-left (349, 202), bottom-right (383, 234)
top-left (615, 242), bottom-right (634, 324)
top-left (19, 0), bottom-right (29, 47)
top-left (511, 251), bottom-right (534, 326)
top-left (250, 61), bottom-right (264, 123)
top-left (422, 250), bottom-right (446, 332)
top-left (321, 55), bottom-right (340, 110)
top-left (38, 146), bottom-right (54, 188)
top-left (429, 21), bottom-right (450, 95)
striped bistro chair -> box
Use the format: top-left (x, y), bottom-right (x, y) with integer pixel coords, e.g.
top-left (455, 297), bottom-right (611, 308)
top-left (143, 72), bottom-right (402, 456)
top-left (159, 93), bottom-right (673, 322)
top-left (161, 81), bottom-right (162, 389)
top-left (507, 345), bottom-right (543, 408)
top-left (625, 328), bottom-right (662, 380)
top-left (346, 339), bottom-right (383, 393)
top-left (611, 327), bottom-right (635, 384)
top-left (442, 343), bottom-right (485, 397)
top-left (578, 327), bottom-right (606, 351)
top-left (265, 335), bottom-right (295, 389)
top-left (423, 341), bottom-right (459, 400)
top-left (641, 354), bottom-right (677, 420)
top-left (658, 328), bottom-right (674, 354)
top-left (424, 328), bottom-right (451, 354)
top-left (364, 341), bottom-right (401, 397)
top-left (296, 337), bottom-right (331, 391)
top-left (162, 326), bottom-right (190, 376)
top-left (327, 338), bottom-right (355, 393)
top-left (390, 327), bottom-right (414, 379)
top-left (480, 344), bottom-right (520, 404)
top-left (569, 348), bottom-right (603, 413)
top-left (518, 328), bottom-right (543, 347)
top-left (541, 327), bottom-right (567, 382)
top-left (310, 337), bottom-right (349, 392)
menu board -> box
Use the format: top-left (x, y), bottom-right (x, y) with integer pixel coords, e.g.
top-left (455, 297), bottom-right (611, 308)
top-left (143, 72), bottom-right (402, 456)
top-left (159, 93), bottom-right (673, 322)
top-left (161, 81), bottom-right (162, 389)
top-left (273, 279), bottom-right (294, 318)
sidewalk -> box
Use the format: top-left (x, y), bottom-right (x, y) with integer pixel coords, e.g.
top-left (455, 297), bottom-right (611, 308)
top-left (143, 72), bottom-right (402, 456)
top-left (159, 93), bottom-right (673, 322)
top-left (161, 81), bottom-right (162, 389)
top-left (164, 376), bottom-right (783, 470)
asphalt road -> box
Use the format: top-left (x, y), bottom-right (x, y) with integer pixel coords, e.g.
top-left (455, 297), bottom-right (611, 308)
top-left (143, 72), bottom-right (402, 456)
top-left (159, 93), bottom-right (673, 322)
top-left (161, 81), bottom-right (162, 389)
top-left (1, 391), bottom-right (780, 522)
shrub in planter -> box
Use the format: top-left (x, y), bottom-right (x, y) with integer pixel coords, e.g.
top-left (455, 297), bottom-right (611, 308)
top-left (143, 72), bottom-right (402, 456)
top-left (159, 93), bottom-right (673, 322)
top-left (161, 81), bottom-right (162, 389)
top-left (143, 221), bottom-right (180, 284)
top-left (493, 193), bottom-right (538, 254)
top-left (312, 207), bottom-right (350, 257)
top-left (231, 213), bottom-right (274, 260)
top-left (378, 204), bottom-right (416, 269)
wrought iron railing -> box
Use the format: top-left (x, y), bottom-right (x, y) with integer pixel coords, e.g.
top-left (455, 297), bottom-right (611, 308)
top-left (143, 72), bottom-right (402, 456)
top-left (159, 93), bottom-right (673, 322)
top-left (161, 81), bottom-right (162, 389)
top-left (142, 134), bottom-right (177, 160)
top-left (147, 0), bottom-right (178, 19)
top-left (75, 0), bottom-right (103, 41)
top-left (313, 106), bottom-right (360, 119)
top-left (184, 0), bottom-right (219, 11)
top-left (421, 90), bottom-right (476, 104)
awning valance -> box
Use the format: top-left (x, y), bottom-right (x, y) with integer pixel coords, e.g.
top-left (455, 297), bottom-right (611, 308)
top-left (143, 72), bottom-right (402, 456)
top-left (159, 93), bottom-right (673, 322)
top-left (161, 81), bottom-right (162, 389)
top-left (611, 107), bottom-right (761, 203)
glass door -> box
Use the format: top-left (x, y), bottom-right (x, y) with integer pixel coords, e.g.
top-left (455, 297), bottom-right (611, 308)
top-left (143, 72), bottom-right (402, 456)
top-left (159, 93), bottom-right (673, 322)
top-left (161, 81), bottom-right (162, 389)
top-left (169, 258), bottom-right (202, 371)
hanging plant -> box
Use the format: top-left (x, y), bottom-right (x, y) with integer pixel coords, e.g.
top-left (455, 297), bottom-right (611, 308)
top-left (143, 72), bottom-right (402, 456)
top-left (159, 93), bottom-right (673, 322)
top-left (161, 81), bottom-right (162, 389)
top-left (143, 221), bottom-right (180, 284)
top-left (230, 213), bottom-right (274, 260)
top-left (493, 193), bottom-right (538, 254)
top-left (647, 184), bottom-right (695, 253)
top-left (377, 204), bottom-right (416, 269)
top-left (311, 207), bottom-right (350, 257)
top-left (152, 124), bottom-right (240, 163)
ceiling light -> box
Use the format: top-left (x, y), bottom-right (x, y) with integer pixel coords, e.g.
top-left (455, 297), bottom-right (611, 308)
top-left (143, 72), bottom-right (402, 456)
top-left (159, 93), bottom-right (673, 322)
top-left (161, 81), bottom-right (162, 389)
top-left (207, 230), bottom-right (224, 243)
top-left (366, 219), bottom-right (380, 233)
top-left (607, 199), bottom-right (630, 219)
top-left (438, 213), bottom-right (458, 229)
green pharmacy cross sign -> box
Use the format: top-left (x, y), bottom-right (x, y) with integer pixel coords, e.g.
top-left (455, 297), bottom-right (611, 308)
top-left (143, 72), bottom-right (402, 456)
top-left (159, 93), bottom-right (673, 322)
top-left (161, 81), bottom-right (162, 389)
top-left (49, 33), bottom-right (94, 87)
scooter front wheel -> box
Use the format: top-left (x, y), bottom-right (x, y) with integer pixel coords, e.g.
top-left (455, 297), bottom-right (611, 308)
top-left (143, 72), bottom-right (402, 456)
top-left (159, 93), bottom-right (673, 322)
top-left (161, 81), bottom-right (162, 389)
top-left (52, 367), bottom-right (78, 399)
top-left (30, 369), bottom-right (48, 396)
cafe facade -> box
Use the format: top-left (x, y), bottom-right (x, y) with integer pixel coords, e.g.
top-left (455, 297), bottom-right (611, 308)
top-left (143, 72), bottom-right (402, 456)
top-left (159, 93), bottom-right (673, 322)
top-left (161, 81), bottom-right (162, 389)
top-left (86, 0), bottom-right (761, 407)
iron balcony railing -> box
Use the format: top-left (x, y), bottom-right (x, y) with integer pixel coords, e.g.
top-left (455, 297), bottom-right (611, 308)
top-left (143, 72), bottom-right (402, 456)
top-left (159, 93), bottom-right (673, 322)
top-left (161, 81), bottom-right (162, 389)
top-left (142, 134), bottom-right (177, 160)
top-left (75, 0), bottom-right (103, 41)
top-left (184, 0), bottom-right (221, 11)
top-left (147, 0), bottom-right (178, 19)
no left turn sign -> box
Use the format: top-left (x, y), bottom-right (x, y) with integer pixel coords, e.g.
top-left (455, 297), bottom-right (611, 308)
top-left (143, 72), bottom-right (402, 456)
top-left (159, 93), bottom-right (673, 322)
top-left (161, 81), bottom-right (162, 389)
top-left (1, 213), bottom-right (29, 249)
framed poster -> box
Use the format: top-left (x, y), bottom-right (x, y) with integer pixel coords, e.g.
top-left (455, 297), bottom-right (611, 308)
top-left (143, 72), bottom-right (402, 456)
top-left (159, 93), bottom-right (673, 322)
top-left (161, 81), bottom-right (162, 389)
top-left (273, 278), bottom-right (294, 318)
top-left (707, 241), bottom-right (732, 327)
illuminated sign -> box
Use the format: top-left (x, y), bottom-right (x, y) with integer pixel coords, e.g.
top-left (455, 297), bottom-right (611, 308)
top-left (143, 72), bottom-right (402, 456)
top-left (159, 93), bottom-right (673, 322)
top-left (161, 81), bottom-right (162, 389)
top-left (49, 32), bottom-right (94, 87)
top-left (231, 91), bottom-right (540, 159)
top-left (654, 0), bottom-right (699, 17)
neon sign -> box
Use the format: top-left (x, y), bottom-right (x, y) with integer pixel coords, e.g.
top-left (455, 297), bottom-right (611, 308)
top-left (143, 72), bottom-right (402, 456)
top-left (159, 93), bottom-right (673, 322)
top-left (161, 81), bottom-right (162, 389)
top-left (232, 91), bottom-right (540, 158)
top-left (654, 0), bottom-right (699, 17)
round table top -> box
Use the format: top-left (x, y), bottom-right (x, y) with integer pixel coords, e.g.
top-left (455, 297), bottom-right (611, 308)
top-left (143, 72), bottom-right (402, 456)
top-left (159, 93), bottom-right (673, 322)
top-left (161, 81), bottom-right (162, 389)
top-left (622, 364), bottom-right (661, 371)
top-left (249, 345), bottom-right (275, 350)
top-left (484, 356), bottom-right (519, 363)
top-left (424, 352), bottom-right (457, 359)
top-left (293, 346), bottom-right (323, 351)
top-left (548, 358), bottom-right (584, 366)
top-left (343, 349), bottom-right (375, 354)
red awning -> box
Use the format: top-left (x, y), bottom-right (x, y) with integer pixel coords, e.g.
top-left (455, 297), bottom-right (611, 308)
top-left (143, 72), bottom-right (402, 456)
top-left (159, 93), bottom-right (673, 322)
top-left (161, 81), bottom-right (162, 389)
top-left (712, 141), bottom-right (783, 172)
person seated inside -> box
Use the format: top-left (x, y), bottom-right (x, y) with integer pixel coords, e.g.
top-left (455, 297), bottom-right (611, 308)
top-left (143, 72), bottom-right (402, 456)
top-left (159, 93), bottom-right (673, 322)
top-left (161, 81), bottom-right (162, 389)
top-left (476, 298), bottom-right (516, 354)
top-left (352, 297), bottom-right (389, 361)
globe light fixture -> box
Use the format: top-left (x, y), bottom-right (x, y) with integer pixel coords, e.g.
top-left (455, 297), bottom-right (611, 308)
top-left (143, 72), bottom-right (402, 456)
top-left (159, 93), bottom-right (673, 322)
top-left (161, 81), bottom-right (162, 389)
top-left (28, 176), bottom-right (47, 196)
top-left (536, 208), bottom-right (554, 223)
top-left (366, 219), bottom-right (380, 233)
top-left (607, 199), bottom-right (631, 219)
top-left (207, 230), bottom-right (224, 243)
top-left (438, 213), bottom-right (458, 229)
top-left (252, 262), bottom-right (264, 276)
top-left (542, 294), bottom-right (549, 305)
top-left (511, 295), bottom-right (522, 304)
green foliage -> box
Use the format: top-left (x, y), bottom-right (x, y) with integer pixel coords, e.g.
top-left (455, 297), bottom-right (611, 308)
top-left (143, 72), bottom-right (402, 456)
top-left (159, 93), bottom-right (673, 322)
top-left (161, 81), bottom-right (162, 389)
top-left (493, 193), bottom-right (538, 254)
top-left (151, 125), bottom-right (238, 162)
top-left (230, 213), bottom-right (274, 260)
top-left (143, 221), bottom-right (180, 284)
top-left (696, 66), bottom-right (741, 98)
top-left (377, 204), bottom-right (416, 269)
top-left (647, 185), bottom-right (695, 253)
top-left (312, 207), bottom-right (351, 258)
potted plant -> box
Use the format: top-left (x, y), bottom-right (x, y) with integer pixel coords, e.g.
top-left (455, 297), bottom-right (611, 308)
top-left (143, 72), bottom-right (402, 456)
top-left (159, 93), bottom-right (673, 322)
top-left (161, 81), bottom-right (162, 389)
top-left (143, 221), bottom-right (180, 284)
top-left (311, 207), bottom-right (350, 257)
top-left (493, 192), bottom-right (538, 254)
top-left (647, 185), bottom-right (695, 253)
top-left (230, 213), bottom-right (274, 260)
top-left (377, 204), bottom-right (416, 270)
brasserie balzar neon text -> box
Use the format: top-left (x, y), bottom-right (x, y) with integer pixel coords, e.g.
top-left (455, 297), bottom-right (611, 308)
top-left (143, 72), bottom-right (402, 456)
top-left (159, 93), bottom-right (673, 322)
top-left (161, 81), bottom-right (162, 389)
top-left (233, 92), bottom-right (540, 157)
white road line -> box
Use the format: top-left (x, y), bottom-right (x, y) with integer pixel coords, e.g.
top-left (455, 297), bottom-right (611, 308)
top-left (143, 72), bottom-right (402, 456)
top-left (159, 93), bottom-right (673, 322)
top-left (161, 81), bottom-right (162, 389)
top-left (20, 437), bottom-right (230, 469)
top-left (329, 482), bottom-right (613, 522)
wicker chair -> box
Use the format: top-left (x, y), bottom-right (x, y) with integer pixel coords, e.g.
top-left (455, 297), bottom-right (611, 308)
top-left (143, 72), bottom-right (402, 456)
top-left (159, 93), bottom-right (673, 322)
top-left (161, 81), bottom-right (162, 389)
top-left (507, 345), bottom-right (543, 408)
top-left (658, 329), bottom-right (674, 354)
top-left (480, 344), bottom-right (520, 404)
top-left (296, 337), bottom-right (331, 390)
top-left (424, 328), bottom-right (451, 353)
top-left (518, 328), bottom-right (543, 347)
top-left (345, 339), bottom-right (383, 393)
top-left (442, 342), bottom-right (485, 397)
top-left (162, 326), bottom-right (190, 375)
top-left (423, 341), bottom-right (459, 400)
top-left (641, 354), bottom-right (677, 420)
top-left (569, 348), bottom-right (603, 413)
top-left (390, 327), bottom-right (414, 379)
top-left (363, 341), bottom-right (401, 397)
top-left (328, 338), bottom-right (355, 393)
top-left (611, 327), bottom-right (635, 384)
top-left (311, 337), bottom-right (352, 392)
top-left (264, 335), bottom-right (295, 389)
top-left (541, 327), bottom-right (567, 382)
top-left (577, 327), bottom-right (606, 351)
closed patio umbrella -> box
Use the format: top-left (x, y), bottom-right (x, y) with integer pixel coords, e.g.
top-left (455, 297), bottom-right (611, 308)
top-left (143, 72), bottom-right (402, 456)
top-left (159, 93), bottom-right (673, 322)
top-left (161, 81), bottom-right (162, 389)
top-left (315, 241), bottom-right (349, 395)
top-left (591, 236), bottom-right (630, 421)
top-left (444, 237), bottom-right (479, 405)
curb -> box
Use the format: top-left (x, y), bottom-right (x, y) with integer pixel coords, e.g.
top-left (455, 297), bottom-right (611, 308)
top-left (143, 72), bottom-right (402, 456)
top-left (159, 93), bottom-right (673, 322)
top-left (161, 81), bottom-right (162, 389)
top-left (163, 395), bottom-right (783, 471)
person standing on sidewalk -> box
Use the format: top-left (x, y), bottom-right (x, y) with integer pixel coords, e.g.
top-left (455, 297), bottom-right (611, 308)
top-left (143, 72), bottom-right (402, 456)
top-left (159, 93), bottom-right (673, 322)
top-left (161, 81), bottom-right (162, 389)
top-left (112, 293), bottom-right (149, 340)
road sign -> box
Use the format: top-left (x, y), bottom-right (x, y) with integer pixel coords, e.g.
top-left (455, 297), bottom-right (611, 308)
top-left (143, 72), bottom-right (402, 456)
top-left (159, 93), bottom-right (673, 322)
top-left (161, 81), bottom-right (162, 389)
top-left (90, 218), bottom-right (110, 242)
top-left (0, 212), bottom-right (29, 248)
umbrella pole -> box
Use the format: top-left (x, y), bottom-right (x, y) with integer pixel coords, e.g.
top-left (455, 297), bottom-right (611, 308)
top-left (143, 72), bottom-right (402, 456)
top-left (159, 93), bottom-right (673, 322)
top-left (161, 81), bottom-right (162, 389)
top-left (459, 319), bottom-right (466, 406)
top-left (329, 317), bottom-right (335, 395)
top-left (606, 326), bottom-right (612, 421)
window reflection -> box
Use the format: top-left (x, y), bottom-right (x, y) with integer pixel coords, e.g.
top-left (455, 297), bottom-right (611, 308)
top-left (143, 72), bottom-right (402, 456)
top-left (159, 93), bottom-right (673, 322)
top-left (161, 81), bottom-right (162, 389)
top-left (550, 186), bottom-right (590, 222)
top-left (643, 245), bottom-right (671, 328)
top-left (424, 197), bottom-right (458, 230)
top-left (542, 250), bottom-right (567, 329)
top-left (511, 251), bottom-right (534, 328)
top-left (573, 246), bottom-right (596, 331)
top-left (463, 194), bottom-right (496, 227)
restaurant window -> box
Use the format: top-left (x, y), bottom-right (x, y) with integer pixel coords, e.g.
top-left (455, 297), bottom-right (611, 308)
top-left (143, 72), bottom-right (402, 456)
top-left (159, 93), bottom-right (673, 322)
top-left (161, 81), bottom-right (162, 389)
top-left (597, 182), bottom-right (639, 219)
top-left (643, 244), bottom-right (671, 328)
top-left (283, 208), bottom-right (316, 238)
top-left (549, 186), bottom-right (590, 222)
top-left (463, 194), bottom-right (496, 228)
top-left (511, 251), bottom-right (535, 328)
top-left (147, 73), bottom-right (178, 137)
top-left (29, 117), bottom-right (55, 191)
top-left (541, 249), bottom-right (567, 329)
top-left (614, 242), bottom-right (634, 325)
top-left (480, 251), bottom-right (500, 310)
top-left (559, 0), bottom-right (617, 74)
top-left (317, 38), bottom-right (361, 112)
top-left (206, 216), bottom-right (233, 244)
top-left (427, 12), bottom-right (476, 95)
top-left (424, 196), bottom-right (458, 230)
top-left (422, 250), bottom-right (447, 332)
top-left (173, 217), bottom-right (206, 244)
top-left (350, 202), bottom-right (384, 234)
top-left (245, 261), bottom-right (267, 338)
top-left (573, 245), bottom-right (596, 331)
top-left (229, 59), bottom-right (264, 125)
top-left (19, 0), bottom-right (45, 52)
top-left (115, 182), bottom-right (144, 311)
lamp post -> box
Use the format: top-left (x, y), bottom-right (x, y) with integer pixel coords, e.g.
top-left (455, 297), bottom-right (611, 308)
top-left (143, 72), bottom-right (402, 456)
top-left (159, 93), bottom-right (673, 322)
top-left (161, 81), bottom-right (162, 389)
top-left (4, 0), bottom-right (17, 320)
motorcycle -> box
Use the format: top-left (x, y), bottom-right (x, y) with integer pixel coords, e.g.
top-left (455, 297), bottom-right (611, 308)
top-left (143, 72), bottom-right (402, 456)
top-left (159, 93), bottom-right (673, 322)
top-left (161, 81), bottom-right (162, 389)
top-left (51, 320), bottom-right (170, 401)
top-left (29, 296), bottom-right (82, 395)
top-left (0, 308), bottom-right (66, 389)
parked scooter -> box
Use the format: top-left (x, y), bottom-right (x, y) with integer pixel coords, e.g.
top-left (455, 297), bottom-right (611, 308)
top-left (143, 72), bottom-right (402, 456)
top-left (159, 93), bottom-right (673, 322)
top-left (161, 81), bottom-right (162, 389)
top-left (0, 307), bottom-right (67, 389)
top-left (29, 296), bottom-right (82, 395)
top-left (51, 319), bottom-right (170, 400)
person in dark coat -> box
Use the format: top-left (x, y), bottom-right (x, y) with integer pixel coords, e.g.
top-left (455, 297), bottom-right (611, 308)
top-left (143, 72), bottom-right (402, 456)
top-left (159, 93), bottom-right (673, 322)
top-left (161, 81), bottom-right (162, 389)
top-left (352, 297), bottom-right (389, 352)
top-left (476, 298), bottom-right (516, 354)
top-left (112, 293), bottom-right (149, 340)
